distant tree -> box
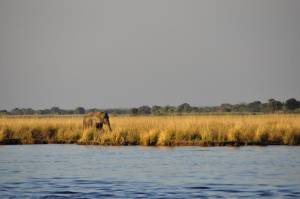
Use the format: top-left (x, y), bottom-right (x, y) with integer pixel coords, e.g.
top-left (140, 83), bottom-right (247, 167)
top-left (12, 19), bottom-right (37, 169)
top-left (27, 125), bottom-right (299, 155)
top-left (285, 98), bottom-right (300, 111)
top-left (50, 106), bottom-right (61, 114)
top-left (130, 108), bottom-right (138, 115)
top-left (4, 98), bottom-right (299, 116)
top-left (163, 105), bottom-right (176, 114)
top-left (87, 108), bottom-right (99, 113)
top-left (152, 105), bottom-right (163, 115)
top-left (43, 109), bottom-right (51, 114)
top-left (267, 99), bottom-right (283, 112)
top-left (0, 110), bottom-right (8, 115)
top-left (220, 103), bottom-right (233, 112)
top-left (36, 110), bottom-right (42, 114)
top-left (75, 107), bottom-right (85, 114)
top-left (11, 108), bottom-right (23, 115)
top-left (138, 106), bottom-right (151, 115)
top-left (23, 108), bottom-right (35, 115)
top-left (108, 108), bottom-right (131, 115)
top-left (247, 101), bottom-right (262, 112)
top-left (197, 107), bottom-right (208, 112)
top-left (190, 106), bottom-right (200, 113)
top-left (260, 103), bottom-right (268, 113)
top-left (64, 109), bottom-right (75, 115)
top-left (177, 103), bottom-right (192, 113)
top-left (231, 103), bottom-right (247, 112)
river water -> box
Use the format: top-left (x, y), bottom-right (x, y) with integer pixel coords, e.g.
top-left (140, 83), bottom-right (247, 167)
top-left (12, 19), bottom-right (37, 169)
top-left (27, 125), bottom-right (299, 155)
top-left (0, 145), bottom-right (299, 198)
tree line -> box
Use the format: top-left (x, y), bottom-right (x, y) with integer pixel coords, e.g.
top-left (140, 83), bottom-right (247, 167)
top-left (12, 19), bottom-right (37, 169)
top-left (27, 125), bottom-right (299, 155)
top-left (0, 98), bottom-right (300, 116)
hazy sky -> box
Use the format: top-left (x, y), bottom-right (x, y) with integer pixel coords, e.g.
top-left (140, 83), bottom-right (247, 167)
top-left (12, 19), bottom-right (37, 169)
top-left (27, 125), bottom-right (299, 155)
top-left (0, 0), bottom-right (299, 109)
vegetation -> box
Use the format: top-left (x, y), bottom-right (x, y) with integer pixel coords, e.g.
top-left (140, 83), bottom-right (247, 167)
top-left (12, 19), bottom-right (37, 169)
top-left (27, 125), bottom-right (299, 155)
top-left (0, 115), bottom-right (300, 146)
top-left (1, 98), bottom-right (300, 116)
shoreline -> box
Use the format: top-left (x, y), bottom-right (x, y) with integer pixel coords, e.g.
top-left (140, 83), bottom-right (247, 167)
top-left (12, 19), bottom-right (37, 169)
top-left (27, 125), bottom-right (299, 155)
top-left (1, 139), bottom-right (299, 146)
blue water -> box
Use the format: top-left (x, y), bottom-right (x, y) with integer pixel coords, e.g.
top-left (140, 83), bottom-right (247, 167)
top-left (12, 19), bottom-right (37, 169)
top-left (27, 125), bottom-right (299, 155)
top-left (0, 145), bottom-right (300, 198)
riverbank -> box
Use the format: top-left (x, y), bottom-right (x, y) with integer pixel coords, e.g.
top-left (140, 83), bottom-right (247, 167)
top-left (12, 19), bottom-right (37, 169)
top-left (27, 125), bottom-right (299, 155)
top-left (1, 115), bottom-right (300, 146)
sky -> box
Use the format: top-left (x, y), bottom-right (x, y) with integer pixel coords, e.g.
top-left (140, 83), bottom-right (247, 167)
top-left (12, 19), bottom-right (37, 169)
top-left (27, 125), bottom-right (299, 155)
top-left (0, 0), bottom-right (299, 109)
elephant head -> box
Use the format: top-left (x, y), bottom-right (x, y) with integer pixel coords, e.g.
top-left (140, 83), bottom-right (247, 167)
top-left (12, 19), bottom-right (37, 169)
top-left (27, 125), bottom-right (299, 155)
top-left (83, 112), bottom-right (112, 131)
top-left (100, 112), bottom-right (112, 132)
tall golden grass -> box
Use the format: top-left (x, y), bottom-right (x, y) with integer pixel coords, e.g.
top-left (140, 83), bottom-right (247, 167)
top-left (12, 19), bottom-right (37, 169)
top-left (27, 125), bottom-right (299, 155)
top-left (0, 115), bottom-right (300, 146)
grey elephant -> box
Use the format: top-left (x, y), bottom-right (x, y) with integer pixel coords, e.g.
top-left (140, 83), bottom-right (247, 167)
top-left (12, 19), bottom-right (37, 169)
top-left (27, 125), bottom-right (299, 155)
top-left (83, 112), bottom-right (112, 131)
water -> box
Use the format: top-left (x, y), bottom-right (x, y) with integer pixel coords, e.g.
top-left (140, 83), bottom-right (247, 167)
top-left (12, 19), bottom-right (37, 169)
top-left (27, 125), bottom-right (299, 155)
top-left (0, 145), bottom-right (300, 198)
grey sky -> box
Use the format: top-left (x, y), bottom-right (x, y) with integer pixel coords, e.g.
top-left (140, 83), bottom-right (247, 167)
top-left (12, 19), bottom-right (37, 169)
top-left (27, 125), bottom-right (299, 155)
top-left (0, 0), bottom-right (299, 109)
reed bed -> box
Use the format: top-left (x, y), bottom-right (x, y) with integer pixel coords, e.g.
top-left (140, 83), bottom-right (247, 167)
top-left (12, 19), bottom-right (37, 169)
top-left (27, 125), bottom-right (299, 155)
top-left (0, 115), bottom-right (300, 146)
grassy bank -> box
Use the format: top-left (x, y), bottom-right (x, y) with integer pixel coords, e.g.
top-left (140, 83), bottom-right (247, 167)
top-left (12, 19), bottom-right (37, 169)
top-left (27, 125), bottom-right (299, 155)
top-left (0, 115), bottom-right (300, 146)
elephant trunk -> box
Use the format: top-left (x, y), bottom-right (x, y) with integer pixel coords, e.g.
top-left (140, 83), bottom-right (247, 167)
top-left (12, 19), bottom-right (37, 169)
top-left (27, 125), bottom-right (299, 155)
top-left (104, 118), bottom-right (112, 132)
top-left (107, 120), bottom-right (112, 132)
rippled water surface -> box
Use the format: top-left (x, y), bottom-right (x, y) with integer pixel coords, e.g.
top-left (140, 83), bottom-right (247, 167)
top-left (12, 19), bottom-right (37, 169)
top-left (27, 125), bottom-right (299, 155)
top-left (0, 145), bottom-right (300, 198)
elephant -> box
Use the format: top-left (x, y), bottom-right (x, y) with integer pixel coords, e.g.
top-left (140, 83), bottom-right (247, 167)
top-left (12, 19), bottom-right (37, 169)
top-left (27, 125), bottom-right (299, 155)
top-left (83, 112), bottom-right (112, 131)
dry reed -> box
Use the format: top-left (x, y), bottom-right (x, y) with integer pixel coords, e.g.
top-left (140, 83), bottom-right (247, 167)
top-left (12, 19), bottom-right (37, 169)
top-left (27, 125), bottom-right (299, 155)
top-left (0, 115), bottom-right (299, 146)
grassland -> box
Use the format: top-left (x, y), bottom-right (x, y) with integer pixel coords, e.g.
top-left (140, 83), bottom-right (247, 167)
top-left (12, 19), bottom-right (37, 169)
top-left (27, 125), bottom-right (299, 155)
top-left (0, 114), bottom-right (300, 146)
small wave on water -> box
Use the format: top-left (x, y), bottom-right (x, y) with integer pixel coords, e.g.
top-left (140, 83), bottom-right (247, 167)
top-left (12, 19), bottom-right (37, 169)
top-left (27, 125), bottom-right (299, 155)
top-left (0, 145), bottom-right (300, 198)
top-left (2, 180), bottom-right (300, 198)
